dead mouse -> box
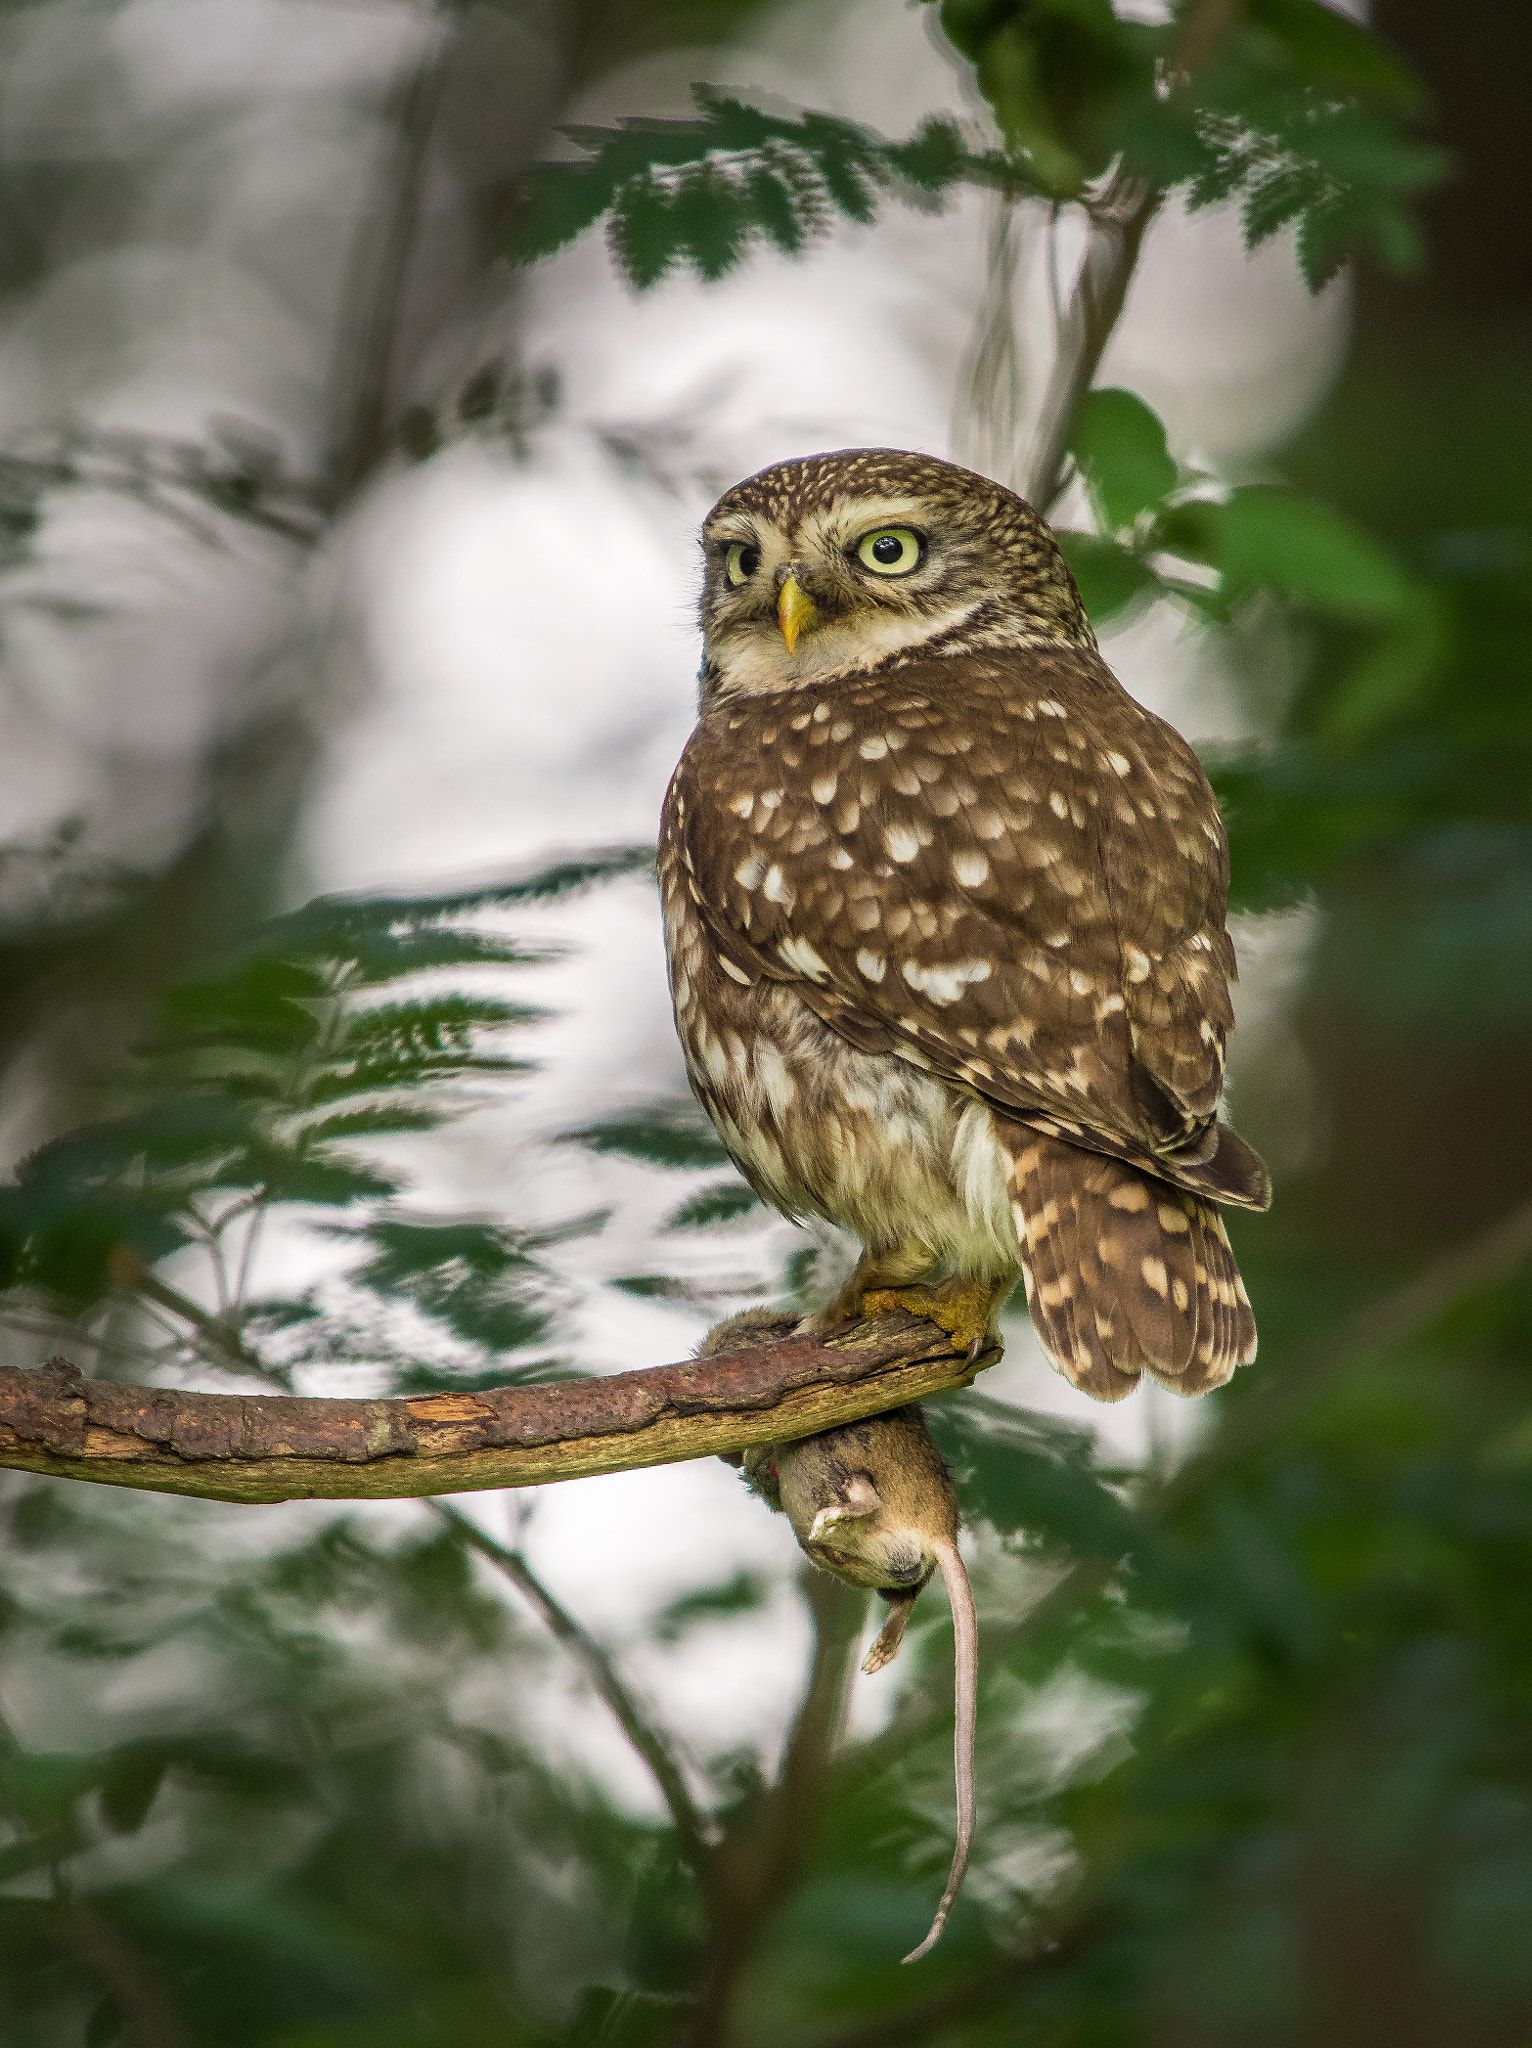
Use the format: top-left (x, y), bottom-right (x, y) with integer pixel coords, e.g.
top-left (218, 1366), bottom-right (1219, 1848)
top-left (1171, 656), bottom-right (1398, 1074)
top-left (697, 1310), bottom-right (978, 1960)
top-left (746, 1401), bottom-right (976, 1963)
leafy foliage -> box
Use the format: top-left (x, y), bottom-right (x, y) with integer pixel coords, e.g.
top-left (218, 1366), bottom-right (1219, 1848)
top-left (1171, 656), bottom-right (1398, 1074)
top-left (0, 852), bottom-right (651, 1392)
top-left (6, 1), bottom-right (1531, 2043)
top-left (1062, 387), bottom-right (1418, 626)
top-left (507, 3), bottom-right (1447, 296)
top-left (561, 1101), bottom-right (730, 1172)
top-left (507, 87), bottom-right (1009, 289)
top-left (0, 1494), bottom-right (695, 2048)
top-left (0, 419), bottom-right (325, 561)
top-left (1055, 379), bottom-right (1532, 1006)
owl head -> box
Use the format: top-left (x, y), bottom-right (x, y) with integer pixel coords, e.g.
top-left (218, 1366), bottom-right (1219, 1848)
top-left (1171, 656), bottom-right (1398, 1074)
top-left (697, 448), bottom-right (1095, 701)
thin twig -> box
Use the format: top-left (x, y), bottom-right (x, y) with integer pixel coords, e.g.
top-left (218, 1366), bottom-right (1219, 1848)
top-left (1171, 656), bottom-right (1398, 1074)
top-left (127, 1272), bottom-right (287, 1387)
top-left (1046, 201), bottom-right (1065, 341)
top-left (430, 1499), bottom-right (715, 1881)
top-left (954, 195), bottom-right (1029, 490)
top-left (1017, 0), bottom-right (1240, 515)
top-left (1024, 174), bottom-right (1159, 516)
top-left (232, 1204), bottom-right (266, 1316)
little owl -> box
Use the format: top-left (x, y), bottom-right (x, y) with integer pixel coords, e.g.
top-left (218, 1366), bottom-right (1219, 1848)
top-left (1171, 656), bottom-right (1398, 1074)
top-left (658, 449), bottom-right (1269, 1401)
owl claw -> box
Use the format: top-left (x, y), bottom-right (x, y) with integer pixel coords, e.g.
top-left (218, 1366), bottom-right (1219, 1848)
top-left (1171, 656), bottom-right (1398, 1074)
top-left (859, 1277), bottom-right (1006, 1362)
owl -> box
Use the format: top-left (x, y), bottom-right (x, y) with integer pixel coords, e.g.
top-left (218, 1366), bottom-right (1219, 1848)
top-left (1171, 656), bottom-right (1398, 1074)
top-left (658, 450), bottom-right (1269, 1402)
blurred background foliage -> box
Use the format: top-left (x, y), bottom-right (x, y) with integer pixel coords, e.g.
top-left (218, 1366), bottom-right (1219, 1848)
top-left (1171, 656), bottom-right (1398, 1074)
top-left (2, 0), bottom-right (1531, 2043)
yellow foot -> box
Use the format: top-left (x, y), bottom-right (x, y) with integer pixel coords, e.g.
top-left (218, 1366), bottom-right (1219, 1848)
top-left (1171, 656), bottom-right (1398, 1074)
top-left (860, 1275), bottom-right (1007, 1361)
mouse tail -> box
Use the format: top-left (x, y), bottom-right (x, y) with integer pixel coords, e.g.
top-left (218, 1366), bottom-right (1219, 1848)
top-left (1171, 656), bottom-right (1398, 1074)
top-left (901, 1537), bottom-right (977, 1964)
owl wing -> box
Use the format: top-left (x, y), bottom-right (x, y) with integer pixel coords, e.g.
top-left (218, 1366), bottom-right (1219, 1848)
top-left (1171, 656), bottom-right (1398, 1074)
top-left (667, 646), bottom-right (1268, 1210)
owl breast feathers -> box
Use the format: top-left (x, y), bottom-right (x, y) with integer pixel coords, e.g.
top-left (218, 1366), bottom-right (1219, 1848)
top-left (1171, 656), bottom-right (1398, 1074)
top-left (660, 449), bottom-right (1268, 1403)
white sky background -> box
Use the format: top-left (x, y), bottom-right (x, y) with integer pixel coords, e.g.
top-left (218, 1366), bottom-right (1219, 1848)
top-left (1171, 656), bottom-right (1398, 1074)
top-left (0, 0), bottom-right (1341, 1821)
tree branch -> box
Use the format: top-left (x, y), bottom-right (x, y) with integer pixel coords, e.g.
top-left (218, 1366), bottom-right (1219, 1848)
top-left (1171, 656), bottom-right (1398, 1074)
top-left (0, 1313), bottom-right (998, 1502)
top-left (1024, 176), bottom-right (1159, 516)
top-left (430, 1500), bottom-right (716, 1881)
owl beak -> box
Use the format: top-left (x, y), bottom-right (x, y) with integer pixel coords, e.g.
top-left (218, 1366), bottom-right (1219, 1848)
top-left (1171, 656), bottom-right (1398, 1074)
top-left (776, 574), bottom-right (819, 655)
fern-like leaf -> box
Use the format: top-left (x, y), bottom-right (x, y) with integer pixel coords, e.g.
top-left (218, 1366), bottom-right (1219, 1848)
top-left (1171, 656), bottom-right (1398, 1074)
top-left (509, 88), bottom-right (1012, 290)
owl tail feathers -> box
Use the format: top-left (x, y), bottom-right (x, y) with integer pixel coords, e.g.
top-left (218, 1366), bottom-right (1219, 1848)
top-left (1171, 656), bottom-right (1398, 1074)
top-left (1003, 1129), bottom-right (1258, 1403)
top-left (1165, 1121), bottom-right (1272, 1213)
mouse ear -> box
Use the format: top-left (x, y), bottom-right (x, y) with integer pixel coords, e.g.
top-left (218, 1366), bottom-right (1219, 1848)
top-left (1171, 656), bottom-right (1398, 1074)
top-left (807, 1470), bottom-right (882, 1540)
top-left (861, 1588), bottom-right (918, 1675)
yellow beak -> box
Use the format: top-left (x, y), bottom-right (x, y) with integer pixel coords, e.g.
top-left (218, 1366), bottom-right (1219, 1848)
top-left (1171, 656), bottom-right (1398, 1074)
top-left (776, 574), bottom-right (819, 656)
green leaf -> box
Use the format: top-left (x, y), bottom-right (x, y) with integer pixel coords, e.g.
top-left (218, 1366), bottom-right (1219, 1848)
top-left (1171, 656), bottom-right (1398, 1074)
top-left (348, 1217), bottom-right (554, 1354)
top-left (292, 1103), bottom-right (449, 1144)
top-left (154, 955), bottom-right (329, 1056)
top-left (883, 116), bottom-right (971, 194)
top-left (664, 1181), bottom-right (763, 1230)
top-left (744, 161), bottom-right (808, 256)
top-left (804, 123), bottom-right (879, 224)
top-left (508, 89), bottom-right (1012, 291)
top-left (98, 1744), bottom-right (170, 1834)
top-left (651, 1569), bottom-right (773, 1642)
top-left (245, 1145), bottom-right (400, 1208)
top-left (928, 1393), bottom-right (1139, 1556)
top-left (334, 996), bottom-right (537, 1071)
top-left (1318, 585), bottom-right (1452, 740)
top-left (610, 1274), bottom-right (700, 1302)
top-left (1245, 0), bottom-right (1426, 112)
top-left (1068, 388), bottom-right (1179, 532)
top-left (507, 164), bottom-right (614, 266)
top-left (1157, 488), bottom-right (1415, 620)
top-left (1057, 531), bottom-right (1157, 624)
top-left (564, 1103), bottom-right (729, 1170)
top-left (938, 0), bottom-right (1155, 197)
top-left (610, 173), bottom-right (680, 291)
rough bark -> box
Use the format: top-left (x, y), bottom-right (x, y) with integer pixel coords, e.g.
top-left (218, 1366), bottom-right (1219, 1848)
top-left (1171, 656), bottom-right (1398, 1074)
top-left (0, 1313), bottom-right (996, 1503)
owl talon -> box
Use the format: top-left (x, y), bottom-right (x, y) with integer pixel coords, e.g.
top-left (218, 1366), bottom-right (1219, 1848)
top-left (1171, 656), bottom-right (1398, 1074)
top-left (859, 1277), bottom-right (1005, 1361)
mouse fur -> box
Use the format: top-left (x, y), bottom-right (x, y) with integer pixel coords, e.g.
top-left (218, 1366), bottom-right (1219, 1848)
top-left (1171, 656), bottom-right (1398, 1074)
top-left (695, 1317), bottom-right (978, 1968)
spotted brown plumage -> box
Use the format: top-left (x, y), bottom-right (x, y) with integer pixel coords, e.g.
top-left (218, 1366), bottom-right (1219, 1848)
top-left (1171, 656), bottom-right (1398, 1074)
top-left (659, 448), bottom-right (1268, 1401)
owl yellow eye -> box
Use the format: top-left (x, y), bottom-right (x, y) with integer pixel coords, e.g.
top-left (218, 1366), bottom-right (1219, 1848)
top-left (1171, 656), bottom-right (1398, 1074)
top-left (726, 541), bottom-right (761, 585)
top-left (856, 528), bottom-right (923, 576)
